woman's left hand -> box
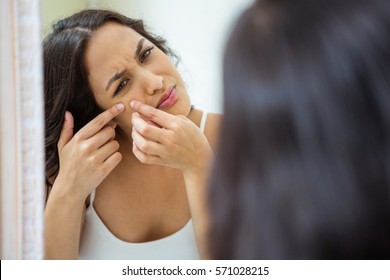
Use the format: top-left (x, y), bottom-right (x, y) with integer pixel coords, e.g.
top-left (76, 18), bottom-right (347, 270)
top-left (130, 100), bottom-right (213, 174)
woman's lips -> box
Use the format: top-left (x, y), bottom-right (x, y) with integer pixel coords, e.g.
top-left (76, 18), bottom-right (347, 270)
top-left (157, 86), bottom-right (177, 109)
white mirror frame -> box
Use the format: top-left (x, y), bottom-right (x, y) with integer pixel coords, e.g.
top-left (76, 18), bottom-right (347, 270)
top-left (0, 0), bottom-right (45, 259)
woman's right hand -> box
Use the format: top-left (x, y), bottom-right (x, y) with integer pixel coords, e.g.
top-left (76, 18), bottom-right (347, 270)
top-left (51, 103), bottom-right (125, 203)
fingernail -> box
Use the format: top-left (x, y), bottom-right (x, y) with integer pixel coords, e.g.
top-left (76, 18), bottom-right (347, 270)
top-left (130, 101), bottom-right (136, 109)
top-left (64, 111), bottom-right (69, 122)
top-left (116, 103), bottom-right (125, 110)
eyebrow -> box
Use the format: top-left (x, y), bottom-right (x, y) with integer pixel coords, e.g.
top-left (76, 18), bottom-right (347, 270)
top-left (105, 38), bottom-right (146, 92)
top-left (105, 70), bottom-right (126, 92)
top-left (134, 38), bottom-right (145, 59)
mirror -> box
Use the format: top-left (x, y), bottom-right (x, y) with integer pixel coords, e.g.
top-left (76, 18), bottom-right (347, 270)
top-left (38, 0), bottom-right (254, 260)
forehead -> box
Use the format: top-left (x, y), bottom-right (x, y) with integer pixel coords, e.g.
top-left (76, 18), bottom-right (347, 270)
top-left (84, 22), bottom-right (143, 75)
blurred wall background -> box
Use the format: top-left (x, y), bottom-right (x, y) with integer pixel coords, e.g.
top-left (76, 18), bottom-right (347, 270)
top-left (41, 0), bottom-right (89, 36)
top-left (40, 0), bottom-right (254, 113)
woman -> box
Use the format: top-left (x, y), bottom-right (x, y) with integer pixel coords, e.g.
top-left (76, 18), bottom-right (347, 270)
top-left (43, 9), bottom-right (220, 259)
top-left (209, 0), bottom-right (390, 259)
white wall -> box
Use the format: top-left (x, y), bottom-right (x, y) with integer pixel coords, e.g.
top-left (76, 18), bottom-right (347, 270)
top-left (41, 0), bottom-right (255, 113)
top-left (40, 0), bottom-right (89, 36)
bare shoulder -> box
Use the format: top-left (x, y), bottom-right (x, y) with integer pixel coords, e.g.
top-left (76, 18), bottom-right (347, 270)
top-left (204, 113), bottom-right (222, 152)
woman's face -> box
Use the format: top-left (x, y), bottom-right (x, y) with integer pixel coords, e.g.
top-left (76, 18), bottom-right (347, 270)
top-left (84, 22), bottom-right (191, 136)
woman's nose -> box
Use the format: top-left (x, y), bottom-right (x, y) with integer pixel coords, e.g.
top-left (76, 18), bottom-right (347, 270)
top-left (140, 70), bottom-right (163, 95)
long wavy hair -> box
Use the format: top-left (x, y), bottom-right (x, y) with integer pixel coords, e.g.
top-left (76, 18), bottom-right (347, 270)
top-left (209, 0), bottom-right (390, 259)
top-left (43, 9), bottom-right (177, 189)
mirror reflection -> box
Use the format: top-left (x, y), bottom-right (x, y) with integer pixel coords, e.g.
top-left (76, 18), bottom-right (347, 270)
top-left (41, 0), bottom-right (252, 259)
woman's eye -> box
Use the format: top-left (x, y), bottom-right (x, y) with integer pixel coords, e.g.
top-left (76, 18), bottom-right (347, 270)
top-left (140, 46), bottom-right (154, 62)
top-left (115, 79), bottom-right (128, 95)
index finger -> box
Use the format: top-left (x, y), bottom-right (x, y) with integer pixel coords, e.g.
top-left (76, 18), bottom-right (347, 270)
top-left (130, 100), bottom-right (176, 129)
top-left (76, 103), bottom-right (125, 139)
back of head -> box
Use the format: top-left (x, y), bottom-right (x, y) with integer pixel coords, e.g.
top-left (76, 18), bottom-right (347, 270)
top-left (43, 9), bottom-right (173, 185)
top-left (209, 0), bottom-right (390, 259)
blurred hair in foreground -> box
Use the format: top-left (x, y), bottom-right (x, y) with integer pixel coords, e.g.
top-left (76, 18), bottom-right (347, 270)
top-left (209, 0), bottom-right (390, 259)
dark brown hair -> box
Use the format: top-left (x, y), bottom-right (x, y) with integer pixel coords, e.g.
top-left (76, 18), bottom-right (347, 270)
top-left (43, 9), bottom-right (177, 188)
top-left (209, 0), bottom-right (390, 259)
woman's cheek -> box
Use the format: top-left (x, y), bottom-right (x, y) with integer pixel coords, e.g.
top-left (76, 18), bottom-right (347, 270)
top-left (115, 112), bottom-right (133, 130)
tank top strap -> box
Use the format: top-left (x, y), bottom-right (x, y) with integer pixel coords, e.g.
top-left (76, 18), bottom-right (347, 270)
top-left (86, 189), bottom-right (96, 213)
top-left (199, 111), bottom-right (208, 133)
top-left (90, 189), bottom-right (96, 204)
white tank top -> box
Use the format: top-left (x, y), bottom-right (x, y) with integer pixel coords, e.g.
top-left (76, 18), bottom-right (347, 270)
top-left (78, 112), bottom-right (208, 260)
